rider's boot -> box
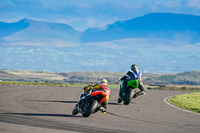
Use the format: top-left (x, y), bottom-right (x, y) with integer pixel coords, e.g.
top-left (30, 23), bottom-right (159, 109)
top-left (139, 90), bottom-right (146, 95)
top-left (141, 91), bottom-right (146, 95)
top-left (100, 106), bottom-right (107, 114)
top-left (133, 91), bottom-right (146, 99)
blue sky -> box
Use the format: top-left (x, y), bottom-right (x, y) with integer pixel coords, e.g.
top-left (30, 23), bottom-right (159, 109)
top-left (0, 0), bottom-right (200, 31)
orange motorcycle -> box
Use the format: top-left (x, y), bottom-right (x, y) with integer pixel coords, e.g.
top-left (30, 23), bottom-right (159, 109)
top-left (72, 87), bottom-right (110, 117)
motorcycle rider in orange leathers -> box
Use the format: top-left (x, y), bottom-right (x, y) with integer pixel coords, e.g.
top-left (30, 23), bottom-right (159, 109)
top-left (74, 78), bottom-right (111, 114)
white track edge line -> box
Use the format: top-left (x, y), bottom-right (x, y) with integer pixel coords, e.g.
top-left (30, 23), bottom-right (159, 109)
top-left (163, 96), bottom-right (200, 116)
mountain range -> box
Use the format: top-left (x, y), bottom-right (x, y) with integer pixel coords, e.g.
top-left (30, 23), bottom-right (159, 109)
top-left (0, 13), bottom-right (200, 73)
top-left (1, 69), bottom-right (200, 85)
top-left (0, 18), bottom-right (81, 47)
top-left (1, 13), bottom-right (200, 45)
top-left (81, 13), bottom-right (200, 43)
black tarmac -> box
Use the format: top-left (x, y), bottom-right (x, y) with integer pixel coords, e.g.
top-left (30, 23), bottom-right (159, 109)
top-left (0, 85), bottom-right (199, 133)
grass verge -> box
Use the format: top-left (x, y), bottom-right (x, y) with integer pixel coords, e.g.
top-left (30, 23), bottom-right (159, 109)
top-left (168, 93), bottom-right (200, 114)
top-left (146, 84), bottom-right (200, 91)
top-left (0, 81), bottom-right (120, 90)
top-left (0, 81), bottom-right (68, 87)
top-left (67, 83), bottom-right (120, 89)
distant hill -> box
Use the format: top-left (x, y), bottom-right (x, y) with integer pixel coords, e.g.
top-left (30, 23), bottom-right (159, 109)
top-left (0, 19), bottom-right (82, 47)
top-left (1, 13), bottom-right (200, 45)
top-left (1, 69), bottom-right (200, 85)
top-left (0, 20), bottom-right (29, 38)
top-left (0, 13), bottom-right (200, 73)
top-left (81, 13), bottom-right (200, 43)
top-left (143, 71), bottom-right (200, 85)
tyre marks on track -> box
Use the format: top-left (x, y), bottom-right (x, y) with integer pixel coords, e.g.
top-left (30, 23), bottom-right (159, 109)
top-left (0, 113), bottom-right (130, 133)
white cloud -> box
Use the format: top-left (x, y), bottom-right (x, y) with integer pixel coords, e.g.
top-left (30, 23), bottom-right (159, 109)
top-left (187, 0), bottom-right (200, 9)
top-left (1, 0), bottom-right (200, 31)
top-left (78, 4), bottom-right (90, 9)
top-left (163, 1), bottom-right (181, 8)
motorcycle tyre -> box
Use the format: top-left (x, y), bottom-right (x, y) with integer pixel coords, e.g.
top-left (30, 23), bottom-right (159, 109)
top-left (123, 88), bottom-right (134, 105)
top-left (82, 100), bottom-right (98, 117)
top-left (117, 92), bottom-right (122, 103)
top-left (72, 106), bottom-right (78, 115)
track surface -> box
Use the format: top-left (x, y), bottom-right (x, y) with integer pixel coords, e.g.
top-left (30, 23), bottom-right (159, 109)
top-left (0, 85), bottom-right (200, 133)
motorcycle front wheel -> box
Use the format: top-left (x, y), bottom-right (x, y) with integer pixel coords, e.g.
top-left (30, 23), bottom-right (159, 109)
top-left (72, 106), bottom-right (78, 115)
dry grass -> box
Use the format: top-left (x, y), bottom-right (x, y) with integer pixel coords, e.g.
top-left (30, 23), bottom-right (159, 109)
top-left (146, 84), bottom-right (200, 91)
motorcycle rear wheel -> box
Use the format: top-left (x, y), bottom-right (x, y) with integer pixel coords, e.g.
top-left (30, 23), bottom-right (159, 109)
top-left (82, 100), bottom-right (98, 117)
top-left (123, 88), bottom-right (134, 105)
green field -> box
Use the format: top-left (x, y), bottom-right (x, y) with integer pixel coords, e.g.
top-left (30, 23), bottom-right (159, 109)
top-left (0, 81), bottom-right (68, 87)
top-left (1, 81), bottom-right (200, 91)
top-left (1, 69), bottom-right (200, 85)
top-left (168, 93), bottom-right (200, 114)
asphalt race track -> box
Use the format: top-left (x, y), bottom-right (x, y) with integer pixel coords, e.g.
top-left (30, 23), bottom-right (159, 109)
top-left (0, 85), bottom-right (200, 133)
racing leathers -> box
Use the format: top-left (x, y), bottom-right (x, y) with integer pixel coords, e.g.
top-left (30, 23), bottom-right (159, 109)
top-left (93, 83), bottom-right (111, 113)
top-left (77, 83), bottom-right (111, 113)
top-left (120, 69), bottom-right (146, 95)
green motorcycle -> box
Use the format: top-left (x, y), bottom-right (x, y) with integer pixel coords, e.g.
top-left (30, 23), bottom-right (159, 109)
top-left (118, 79), bottom-right (140, 105)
